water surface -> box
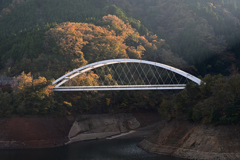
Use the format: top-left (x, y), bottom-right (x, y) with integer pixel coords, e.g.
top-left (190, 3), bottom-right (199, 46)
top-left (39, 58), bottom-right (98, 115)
top-left (0, 138), bottom-right (187, 160)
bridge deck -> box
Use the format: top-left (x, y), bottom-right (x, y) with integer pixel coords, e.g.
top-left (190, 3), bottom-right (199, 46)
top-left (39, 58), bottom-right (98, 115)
top-left (53, 84), bottom-right (186, 91)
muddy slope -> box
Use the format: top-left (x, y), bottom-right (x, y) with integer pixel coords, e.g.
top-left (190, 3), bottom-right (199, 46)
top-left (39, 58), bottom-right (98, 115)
top-left (0, 116), bottom-right (74, 149)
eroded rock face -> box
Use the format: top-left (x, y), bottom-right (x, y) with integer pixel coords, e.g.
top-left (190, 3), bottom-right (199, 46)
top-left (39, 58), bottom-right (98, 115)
top-left (67, 114), bottom-right (140, 143)
top-left (138, 121), bottom-right (240, 160)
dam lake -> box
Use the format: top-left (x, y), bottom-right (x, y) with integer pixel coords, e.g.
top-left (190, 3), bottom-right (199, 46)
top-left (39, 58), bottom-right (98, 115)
top-left (0, 138), bottom-right (187, 160)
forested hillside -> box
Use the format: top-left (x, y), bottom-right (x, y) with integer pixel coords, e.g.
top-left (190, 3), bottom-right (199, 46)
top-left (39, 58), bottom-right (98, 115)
top-left (2, 0), bottom-right (240, 75)
top-left (0, 0), bottom-right (180, 116)
top-left (109, 0), bottom-right (240, 75)
top-left (0, 0), bottom-right (240, 124)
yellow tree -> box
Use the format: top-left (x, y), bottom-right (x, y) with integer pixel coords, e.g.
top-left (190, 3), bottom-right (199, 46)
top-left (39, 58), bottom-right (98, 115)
top-left (14, 72), bottom-right (55, 115)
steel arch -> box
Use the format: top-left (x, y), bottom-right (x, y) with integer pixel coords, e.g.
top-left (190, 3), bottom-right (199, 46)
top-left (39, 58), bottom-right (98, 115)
top-left (52, 59), bottom-right (202, 91)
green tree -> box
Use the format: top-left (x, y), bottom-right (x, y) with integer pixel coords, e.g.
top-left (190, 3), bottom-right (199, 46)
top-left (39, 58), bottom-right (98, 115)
top-left (0, 89), bottom-right (13, 117)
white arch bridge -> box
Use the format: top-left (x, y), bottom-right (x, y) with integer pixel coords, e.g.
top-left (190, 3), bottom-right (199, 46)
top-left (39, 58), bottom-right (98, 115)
top-left (52, 59), bottom-right (202, 91)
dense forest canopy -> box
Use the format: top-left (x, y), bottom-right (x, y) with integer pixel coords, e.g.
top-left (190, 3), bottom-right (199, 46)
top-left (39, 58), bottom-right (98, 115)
top-left (109, 0), bottom-right (240, 75)
top-left (0, 0), bottom-right (240, 124)
top-left (1, 0), bottom-right (240, 75)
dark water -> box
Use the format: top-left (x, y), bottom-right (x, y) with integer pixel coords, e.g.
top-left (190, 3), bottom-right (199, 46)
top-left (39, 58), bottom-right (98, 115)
top-left (0, 138), bottom-right (187, 160)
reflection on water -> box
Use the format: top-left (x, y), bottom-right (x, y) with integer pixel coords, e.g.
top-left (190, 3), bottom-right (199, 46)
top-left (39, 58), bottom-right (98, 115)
top-left (0, 138), bottom-right (187, 160)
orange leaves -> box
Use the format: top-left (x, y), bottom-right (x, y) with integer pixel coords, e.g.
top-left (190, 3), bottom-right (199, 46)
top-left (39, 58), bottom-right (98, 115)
top-left (127, 46), bottom-right (145, 59)
top-left (139, 36), bottom-right (148, 45)
top-left (46, 84), bottom-right (54, 95)
top-left (16, 72), bottom-right (33, 90)
top-left (33, 76), bottom-right (47, 87)
top-left (70, 56), bottom-right (88, 69)
top-left (83, 72), bottom-right (98, 86)
top-left (65, 71), bottom-right (99, 87)
top-left (16, 72), bottom-right (53, 96)
top-left (44, 15), bottom-right (156, 70)
top-left (46, 19), bottom-right (130, 62)
top-left (102, 14), bottom-right (134, 38)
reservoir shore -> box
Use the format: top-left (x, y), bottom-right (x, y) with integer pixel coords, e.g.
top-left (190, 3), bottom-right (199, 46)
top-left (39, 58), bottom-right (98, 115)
top-left (0, 113), bottom-right (240, 160)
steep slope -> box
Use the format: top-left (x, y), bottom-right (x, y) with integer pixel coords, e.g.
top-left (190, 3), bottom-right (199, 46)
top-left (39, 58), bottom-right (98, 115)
top-left (109, 0), bottom-right (240, 75)
top-left (0, 0), bottom-right (109, 40)
top-left (2, 0), bottom-right (240, 75)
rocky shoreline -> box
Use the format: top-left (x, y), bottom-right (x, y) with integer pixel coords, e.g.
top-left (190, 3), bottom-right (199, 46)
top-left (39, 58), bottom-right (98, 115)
top-left (67, 113), bottom-right (140, 143)
top-left (138, 120), bottom-right (240, 160)
top-left (139, 140), bottom-right (240, 160)
top-left (1, 114), bottom-right (240, 160)
top-left (66, 114), bottom-right (240, 160)
top-left (0, 112), bottom-right (160, 149)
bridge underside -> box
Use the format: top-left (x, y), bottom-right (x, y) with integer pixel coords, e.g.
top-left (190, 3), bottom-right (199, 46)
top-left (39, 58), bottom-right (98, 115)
top-left (53, 84), bottom-right (186, 91)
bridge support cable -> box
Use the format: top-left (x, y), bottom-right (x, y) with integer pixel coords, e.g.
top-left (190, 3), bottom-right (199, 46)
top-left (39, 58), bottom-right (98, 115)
top-left (52, 59), bottom-right (202, 91)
